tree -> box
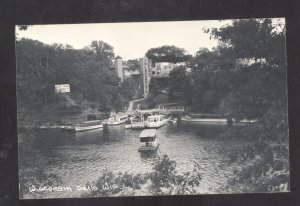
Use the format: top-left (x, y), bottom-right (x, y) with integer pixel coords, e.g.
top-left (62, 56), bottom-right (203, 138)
top-left (168, 66), bottom-right (187, 93)
top-left (207, 18), bottom-right (289, 193)
top-left (209, 18), bottom-right (287, 119)
top-left (145, 45), bottom-right (192, 64)
top-left (16, 38), bottom-right (123, 111)
top-left (122, 78), bottom-right (135, 100)
top-left (86, 40), bottom-right (115, 66)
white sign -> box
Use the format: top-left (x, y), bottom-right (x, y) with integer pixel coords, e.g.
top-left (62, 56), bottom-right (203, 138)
top-left (143, 58), bottom-right (149, 97)
top-left (55, 84), bottom-right (70, 93)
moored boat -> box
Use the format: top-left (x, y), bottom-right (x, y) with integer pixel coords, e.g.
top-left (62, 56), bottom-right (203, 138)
top-left (138, 129), bottom-right (159, 152)
top-left (232, 118), bottom-right (258, 125)
top-left (146, 115), bottom-right (167, 128)
top-left (75, 120), bottom-right (103, 132)
top-left (181, 114), bottom-right (228, 124)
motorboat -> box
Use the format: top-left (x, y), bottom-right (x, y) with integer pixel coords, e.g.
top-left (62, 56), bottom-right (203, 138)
top-left (75, 120), bottom-right (103, 132)
top-left (138, 129), bottom-right (159, 152)
top-left (146, 115), bottom-right (167, 128)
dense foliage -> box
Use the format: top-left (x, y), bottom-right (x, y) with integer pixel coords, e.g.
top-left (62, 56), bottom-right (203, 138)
top-left (16, 38), bottom-right (126, 112)
top-left (167, 19), bottom-right (287, 118)
top-left (166, 18), bottom-right (289, 192)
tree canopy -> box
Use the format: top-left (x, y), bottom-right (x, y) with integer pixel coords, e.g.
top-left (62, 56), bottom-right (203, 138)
top-left (145, 45), bottom-right (192, 64)
top-left (16, 38), bottom-right (126, 111)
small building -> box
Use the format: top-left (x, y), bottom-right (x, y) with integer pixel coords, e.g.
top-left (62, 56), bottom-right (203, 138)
top-left (152, 62), bottom-right (176, 77)
top-left (152, 62), bottom-right (191, 78)
top-left (235, 58), bottom-right (267, 70)
top-left (114, 56), bottom-right (124, 82)
top-left (152, 90), bottom-right (184, 106)
top-left (123, 65), bottom-right (141, 79)
top-left (113, 56), bottom-right (142, 82)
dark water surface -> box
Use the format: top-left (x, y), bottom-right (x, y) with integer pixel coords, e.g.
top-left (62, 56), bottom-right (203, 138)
top-left (24, 122), bottom-right (251, 198)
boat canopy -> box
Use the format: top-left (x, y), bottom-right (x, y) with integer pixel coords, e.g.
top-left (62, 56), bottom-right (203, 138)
top-left (147, 115), bottom-right (165, 122)
top-left (139, 129), bottom-right (157, 138)
top-left (78, 120), bottom-right (102, 126)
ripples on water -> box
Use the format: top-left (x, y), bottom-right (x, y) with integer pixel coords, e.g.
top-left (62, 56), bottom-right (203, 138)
top-left (29, 122), bottom-right (249, 197)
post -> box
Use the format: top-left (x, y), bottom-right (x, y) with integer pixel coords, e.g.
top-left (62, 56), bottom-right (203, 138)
top-left (103, 123), bottom-right (108, 136)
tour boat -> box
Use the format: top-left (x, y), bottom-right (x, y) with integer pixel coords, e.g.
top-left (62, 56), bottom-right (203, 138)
top-left (107, 113), bottom-right (128, 125)
top-left (146, 115), bottom-right (167, 128)
top-left (75, 120), bottom-right (103, 132)
top-left (138, 129), bottom-right (159, 152)
top-left (181, 114), bottom-right (229, 124)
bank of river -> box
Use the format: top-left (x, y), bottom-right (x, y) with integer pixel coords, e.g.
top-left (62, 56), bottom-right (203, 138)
top-left (19, 122), bottom-right (253, 198)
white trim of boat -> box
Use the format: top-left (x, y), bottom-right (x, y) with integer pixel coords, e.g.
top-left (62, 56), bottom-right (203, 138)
top-left (238, 119), bottom-right (258, 123)
top-left (146, 115), bottom-right (167, 128)
top-left (39, 125), bottom-right (74, 130)
top-left (138, 129), bottom-right (159, 152)
top-left (181, 114), bottom-right (228, 123)
top-left (75, 120), bottom-right (103, 132)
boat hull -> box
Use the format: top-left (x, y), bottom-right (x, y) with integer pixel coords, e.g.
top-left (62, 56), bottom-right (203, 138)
top-left (75, 124), bottom-right (103, 132)
top-left (138, 143), bottom-right (159, 152)
top-left (146, 121), bottom-right (167, 128)
top-left (181, 117), bottom-right (228, 123)
top-left (131, 122), bottom-right (146, 129)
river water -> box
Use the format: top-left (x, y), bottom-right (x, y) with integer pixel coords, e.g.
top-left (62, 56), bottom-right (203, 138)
top-left (23, 122), bottom-right (251, 198)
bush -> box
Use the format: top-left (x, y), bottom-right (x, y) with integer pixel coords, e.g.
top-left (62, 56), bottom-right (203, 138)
top-left (82, 154), bottom-right (202, 197)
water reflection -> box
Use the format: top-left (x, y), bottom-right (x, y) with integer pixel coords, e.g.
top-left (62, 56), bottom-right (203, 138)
top-left (139, 149), bottom-right (160, 160)
top-left (34, 130), bottom-right (75, 151)
top-left (181, 122), bottom-right (228, 138)
top-left (103, 125), bottom-right (126, 142)
top-left (75, 129), bottom-right (103, 145)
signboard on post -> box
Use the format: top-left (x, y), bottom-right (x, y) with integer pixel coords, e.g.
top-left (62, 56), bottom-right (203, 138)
top-left (55, 84), bottom-right (70, 93)
top-left (143, 58), bottom-right (149, 97)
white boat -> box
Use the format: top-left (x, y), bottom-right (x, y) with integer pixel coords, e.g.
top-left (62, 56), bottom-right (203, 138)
top-left (181, 114), bottom-right (228, 124)
top-left (138, 129), bottom-right (159, 152)
top-left (107, 113), bottom-right (128, 125)
top-left (232, 118), bottom-right (258, 125)
top-left (75, 120), bottom-right (103, 132)
top-left (146, 115), bottom-right (167, 128)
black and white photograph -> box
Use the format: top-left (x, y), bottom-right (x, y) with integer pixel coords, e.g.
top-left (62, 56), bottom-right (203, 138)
top-left (16, 18), bottom-right (289, 199)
